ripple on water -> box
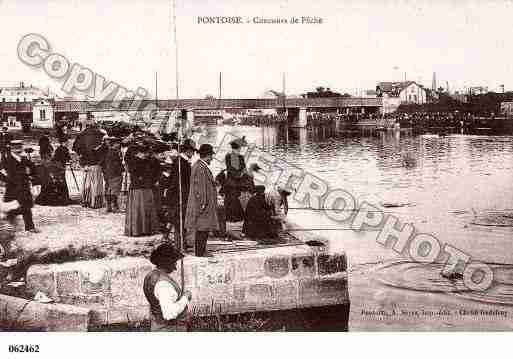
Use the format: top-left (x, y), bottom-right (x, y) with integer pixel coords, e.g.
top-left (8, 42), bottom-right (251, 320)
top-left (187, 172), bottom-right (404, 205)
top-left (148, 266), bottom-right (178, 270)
top-left (373, 261), bottom-right (469, 293)
top-left (373, 261), bottom-right (513, 306)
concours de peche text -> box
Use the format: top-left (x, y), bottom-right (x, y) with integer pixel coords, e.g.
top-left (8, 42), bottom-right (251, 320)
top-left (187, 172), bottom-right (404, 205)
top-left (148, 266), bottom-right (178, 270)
top-left (197, 16), bottom-right (323, 24)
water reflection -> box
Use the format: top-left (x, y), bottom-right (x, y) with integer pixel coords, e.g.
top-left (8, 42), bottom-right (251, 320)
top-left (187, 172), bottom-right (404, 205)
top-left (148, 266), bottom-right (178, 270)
top-left (206, 124), bottom-right (513, 265)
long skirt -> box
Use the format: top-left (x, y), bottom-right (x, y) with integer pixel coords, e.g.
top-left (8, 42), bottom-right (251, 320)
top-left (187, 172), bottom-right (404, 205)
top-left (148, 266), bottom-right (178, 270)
top-left (225, 189), bottom-right (244, 222)
top-left (82, 165), bottom-right (104, 208)
top-left (125, 188), bottom-right (160, 237)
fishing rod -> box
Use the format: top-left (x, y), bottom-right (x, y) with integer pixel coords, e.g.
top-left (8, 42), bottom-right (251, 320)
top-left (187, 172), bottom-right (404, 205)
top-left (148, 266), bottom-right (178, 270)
top-left (171, 0), bottom-right (186, 298)
top-left (286, 228), bottom-right (381, 232)
top-left (177, 122), bottom-right (185, 296)
top-left (287, 207), bottom-right (406, 212)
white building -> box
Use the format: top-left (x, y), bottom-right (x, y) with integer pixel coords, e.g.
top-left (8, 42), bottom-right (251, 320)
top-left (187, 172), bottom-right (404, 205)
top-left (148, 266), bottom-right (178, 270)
top-left (0, 83), bottom-right (50, 102)
top-left (376, 81), bottom-right (427, 105)
top-left (32, 99), bottom-right (55, 129)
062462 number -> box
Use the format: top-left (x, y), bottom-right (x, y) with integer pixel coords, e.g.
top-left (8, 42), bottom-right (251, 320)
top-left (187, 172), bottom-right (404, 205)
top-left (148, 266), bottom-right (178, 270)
top-left (8, 345), bottom-right (40, 353)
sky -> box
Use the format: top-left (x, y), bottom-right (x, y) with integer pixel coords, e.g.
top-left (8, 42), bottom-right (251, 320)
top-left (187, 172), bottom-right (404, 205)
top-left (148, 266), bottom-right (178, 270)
top-left (1, 0), bottom-right (513, 99)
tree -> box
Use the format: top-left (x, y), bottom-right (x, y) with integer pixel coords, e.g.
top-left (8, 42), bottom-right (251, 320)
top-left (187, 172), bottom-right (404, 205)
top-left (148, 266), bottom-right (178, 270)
top-left (302, 86), bottom-right (349, 98)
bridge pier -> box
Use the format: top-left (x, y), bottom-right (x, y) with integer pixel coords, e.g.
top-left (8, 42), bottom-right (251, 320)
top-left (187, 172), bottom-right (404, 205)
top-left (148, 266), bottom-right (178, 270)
top-left (288, 107), bottom-right (307, 128)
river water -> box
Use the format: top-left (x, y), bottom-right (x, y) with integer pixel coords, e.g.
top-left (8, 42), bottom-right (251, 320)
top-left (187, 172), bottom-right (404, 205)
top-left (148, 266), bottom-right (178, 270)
top-left (204, 124), bottom-right (513, 330)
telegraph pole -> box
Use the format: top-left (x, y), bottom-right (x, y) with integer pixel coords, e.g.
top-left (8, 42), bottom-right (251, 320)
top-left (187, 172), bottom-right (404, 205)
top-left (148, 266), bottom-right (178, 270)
top-left (155, 72), bottom-right (158, 107)
top-left (172, 0), bottom-right (179, 100)
top-left (282, 72), bottom-right (286, 95)
top-left (219, 72), bottom-right (222, 100)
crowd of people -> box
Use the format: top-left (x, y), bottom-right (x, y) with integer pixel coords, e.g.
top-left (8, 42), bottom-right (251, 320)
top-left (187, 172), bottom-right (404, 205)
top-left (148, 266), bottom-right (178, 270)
top-left (0, 121), bottom-right (292, 332)
top-left (0, 121), bottom-right (293, 258)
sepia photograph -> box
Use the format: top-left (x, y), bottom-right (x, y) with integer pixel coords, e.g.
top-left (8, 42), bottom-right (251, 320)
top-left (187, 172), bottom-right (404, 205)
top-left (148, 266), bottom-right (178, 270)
top-left (0, 0), bottom-right (513, 352)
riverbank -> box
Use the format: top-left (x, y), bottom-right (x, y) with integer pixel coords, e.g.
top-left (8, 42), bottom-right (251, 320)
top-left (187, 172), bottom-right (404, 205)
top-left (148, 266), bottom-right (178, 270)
top-left (3, 199), bottom-right (512, 331)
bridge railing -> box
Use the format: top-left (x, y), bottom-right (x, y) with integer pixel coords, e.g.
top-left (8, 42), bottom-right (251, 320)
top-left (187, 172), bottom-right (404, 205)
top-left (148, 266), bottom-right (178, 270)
top-left (1, 97), bottom-right (383, 113)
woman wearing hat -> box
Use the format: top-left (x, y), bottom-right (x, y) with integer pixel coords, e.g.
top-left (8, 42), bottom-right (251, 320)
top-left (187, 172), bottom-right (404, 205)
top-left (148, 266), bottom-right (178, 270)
top-left (36, 137), bottom-right (72, 206)
top-left (224, 140), bottom-right (246, 222)
top-left (143, 243), bottom-right (192, 331)
top-left (124, 144), bottom-right (161, 237)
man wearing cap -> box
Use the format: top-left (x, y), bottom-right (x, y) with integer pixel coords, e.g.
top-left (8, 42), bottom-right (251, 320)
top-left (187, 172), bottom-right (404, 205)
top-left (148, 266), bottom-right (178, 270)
top-left (0, 140), bottom-right (39, 232)
top-left (143, 243), bottom-right (192, 331)
top-left (185, 144), bottom-right (219, 257)
top-left (167, 139), bottom-right (195, 251)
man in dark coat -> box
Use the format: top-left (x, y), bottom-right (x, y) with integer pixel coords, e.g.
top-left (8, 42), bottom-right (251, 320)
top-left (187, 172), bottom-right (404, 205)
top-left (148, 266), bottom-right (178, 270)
top-left (0, 127), bottom-right (13, 159)
top-left (0, 141), bottom-right (39, 232)
top-left (167, 139), bottom-right (195, 251)
top-left (185, 144), bottom-right (219, 257)
top-left (95, 136), bottom-right (124, 212)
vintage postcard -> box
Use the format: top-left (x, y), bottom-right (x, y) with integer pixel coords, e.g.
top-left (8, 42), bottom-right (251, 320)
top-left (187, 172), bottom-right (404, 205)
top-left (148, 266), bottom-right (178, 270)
top-left (0, 0), bottom-right (512, 351)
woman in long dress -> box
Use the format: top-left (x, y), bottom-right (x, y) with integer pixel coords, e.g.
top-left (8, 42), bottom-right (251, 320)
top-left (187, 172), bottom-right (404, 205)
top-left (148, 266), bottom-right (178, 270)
top-left (35, 137), bottom-right (72, 206)
top-left (224, 141), bottom-right (245, 222)
top-left (124, 144), bottom-right (161, 237)
top-left (35, 134), bottom-right (54, 205)
top-left (51, 137), bottom-right (72, 204)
